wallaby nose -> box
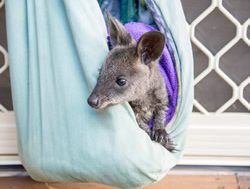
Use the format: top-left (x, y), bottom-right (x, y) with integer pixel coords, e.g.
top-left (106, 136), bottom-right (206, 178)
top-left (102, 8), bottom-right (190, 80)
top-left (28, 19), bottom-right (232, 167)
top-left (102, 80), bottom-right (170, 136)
top-left (87, 95), bottom-right (100, 108)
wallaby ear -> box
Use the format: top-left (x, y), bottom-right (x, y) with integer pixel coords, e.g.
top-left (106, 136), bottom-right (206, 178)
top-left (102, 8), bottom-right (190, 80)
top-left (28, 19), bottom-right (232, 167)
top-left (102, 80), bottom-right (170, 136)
top-left (136, 31), bottom-right (165, 65)
top-left (107, 12), bottom-right (133, 47)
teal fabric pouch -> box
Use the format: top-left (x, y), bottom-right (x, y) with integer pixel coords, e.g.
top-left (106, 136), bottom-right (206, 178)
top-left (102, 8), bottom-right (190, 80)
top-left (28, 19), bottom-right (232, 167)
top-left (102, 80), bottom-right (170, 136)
top-left (5, 0), bottom-right (193, 188)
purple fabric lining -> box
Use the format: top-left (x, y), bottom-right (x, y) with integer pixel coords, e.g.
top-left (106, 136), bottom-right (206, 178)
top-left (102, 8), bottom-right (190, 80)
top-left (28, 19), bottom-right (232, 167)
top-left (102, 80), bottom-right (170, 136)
top-left (124, 22), bottom-right (178, 127)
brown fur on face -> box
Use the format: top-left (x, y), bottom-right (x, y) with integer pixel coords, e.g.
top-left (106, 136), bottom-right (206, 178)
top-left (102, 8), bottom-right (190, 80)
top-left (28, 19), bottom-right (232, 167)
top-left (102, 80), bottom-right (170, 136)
top-left (88, 46), bottom-right (151, 109)
top-left (87, 13), bottom-right (175, 151)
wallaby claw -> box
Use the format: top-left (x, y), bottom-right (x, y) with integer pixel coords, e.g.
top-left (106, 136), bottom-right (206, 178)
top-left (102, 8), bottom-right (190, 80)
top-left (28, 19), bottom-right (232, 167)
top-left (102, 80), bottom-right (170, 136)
top-left (151, 128), bottom-right (176, 152)
top-left (163, 136), bottom-right (176, 152)
top-left (151, 128), bottom-right (165, 143)
top-left (145, 128), bottom-right (151, 136)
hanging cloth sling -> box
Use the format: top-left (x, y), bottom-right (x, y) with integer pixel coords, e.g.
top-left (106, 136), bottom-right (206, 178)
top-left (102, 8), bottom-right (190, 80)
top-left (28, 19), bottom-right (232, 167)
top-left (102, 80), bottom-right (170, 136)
top-left (5, 0), bottom-right (193, 188)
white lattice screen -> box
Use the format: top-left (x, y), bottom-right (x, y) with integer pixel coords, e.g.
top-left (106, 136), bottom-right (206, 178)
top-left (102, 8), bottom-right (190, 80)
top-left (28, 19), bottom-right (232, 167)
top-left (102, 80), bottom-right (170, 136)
top-left (186, 0), bottom-right (250, 114)
top-left (181, 0), bottom-right (250, 165)
top-left (0, 0), bottom-right (9, 112)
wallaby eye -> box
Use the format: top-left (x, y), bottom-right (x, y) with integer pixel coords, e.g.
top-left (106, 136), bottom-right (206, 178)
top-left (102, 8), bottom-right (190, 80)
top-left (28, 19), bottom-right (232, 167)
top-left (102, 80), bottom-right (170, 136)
top-left (116, 77), bottom-right (127, 86)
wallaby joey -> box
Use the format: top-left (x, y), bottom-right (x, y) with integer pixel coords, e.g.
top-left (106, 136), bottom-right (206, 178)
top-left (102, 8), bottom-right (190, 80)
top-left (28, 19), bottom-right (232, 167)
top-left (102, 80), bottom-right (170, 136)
top-left (87, 14), bottom-right (175, 152)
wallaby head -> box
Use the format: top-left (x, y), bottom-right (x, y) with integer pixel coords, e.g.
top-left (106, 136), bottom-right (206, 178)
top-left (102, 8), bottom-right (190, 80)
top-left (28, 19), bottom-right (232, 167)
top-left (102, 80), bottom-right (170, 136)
top-left (88, 14), bottom-right (165, 110)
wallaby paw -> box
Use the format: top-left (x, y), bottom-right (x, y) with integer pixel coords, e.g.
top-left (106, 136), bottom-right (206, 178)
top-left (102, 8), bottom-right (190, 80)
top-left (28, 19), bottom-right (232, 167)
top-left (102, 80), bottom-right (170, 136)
top-left (151, 129), bottom-right (176, 152)
top-left (151, 128), bottom-right (167, 143)
top-left (162, 136), bottom-right (176, 152)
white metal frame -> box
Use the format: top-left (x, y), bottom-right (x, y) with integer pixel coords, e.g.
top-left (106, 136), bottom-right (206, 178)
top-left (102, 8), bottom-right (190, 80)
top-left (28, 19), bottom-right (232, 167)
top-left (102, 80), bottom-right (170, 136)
top-left (0, 0), bottom-right (249, 166)
top-left (180, 113), bottom-right (250, 166)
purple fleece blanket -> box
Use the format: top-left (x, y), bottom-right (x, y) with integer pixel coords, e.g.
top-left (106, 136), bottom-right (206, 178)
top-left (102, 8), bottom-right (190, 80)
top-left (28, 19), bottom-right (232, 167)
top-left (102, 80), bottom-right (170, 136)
top-left (124, 22), bottom-right (178, 127)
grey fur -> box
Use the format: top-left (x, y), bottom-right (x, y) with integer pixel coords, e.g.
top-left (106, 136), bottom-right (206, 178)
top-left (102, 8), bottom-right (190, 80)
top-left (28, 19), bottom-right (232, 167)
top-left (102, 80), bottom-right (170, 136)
top-left (87, 14), bottom-right (175, 151)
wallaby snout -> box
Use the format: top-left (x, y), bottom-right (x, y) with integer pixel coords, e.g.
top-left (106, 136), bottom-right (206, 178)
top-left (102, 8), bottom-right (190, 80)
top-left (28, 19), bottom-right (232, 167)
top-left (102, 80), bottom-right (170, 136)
top-left (87, 94), bottom-right (100, 109)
